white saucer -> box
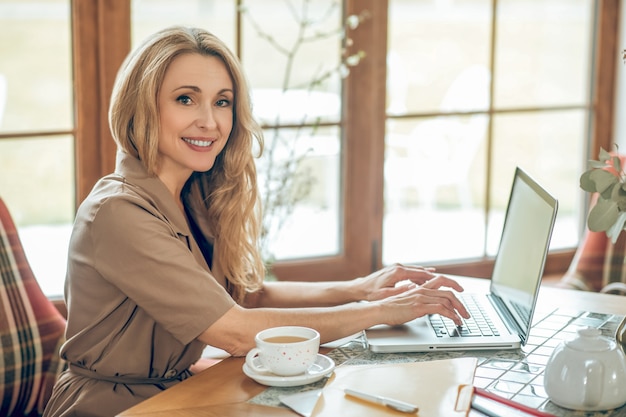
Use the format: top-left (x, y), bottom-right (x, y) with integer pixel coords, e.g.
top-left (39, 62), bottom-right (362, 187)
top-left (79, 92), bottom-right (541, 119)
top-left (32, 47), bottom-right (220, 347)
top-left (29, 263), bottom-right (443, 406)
top-left (243, 353), bottom-right (335, 387)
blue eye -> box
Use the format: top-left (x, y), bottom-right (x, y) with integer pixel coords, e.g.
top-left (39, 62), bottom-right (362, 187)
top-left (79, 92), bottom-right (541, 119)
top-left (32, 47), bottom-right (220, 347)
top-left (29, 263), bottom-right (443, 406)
top-left (216, 99), bottom-right (231, 107)
top-left (176, 95), bottom-right (192, 105)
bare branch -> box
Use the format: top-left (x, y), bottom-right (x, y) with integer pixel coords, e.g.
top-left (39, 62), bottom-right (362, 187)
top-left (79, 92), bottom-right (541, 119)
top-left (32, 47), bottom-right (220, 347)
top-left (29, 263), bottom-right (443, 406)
top-left (241, 0), bottom-right (366, 262)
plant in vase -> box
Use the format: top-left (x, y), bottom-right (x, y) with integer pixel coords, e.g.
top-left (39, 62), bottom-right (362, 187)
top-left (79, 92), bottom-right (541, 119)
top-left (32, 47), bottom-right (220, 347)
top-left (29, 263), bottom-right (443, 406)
top-left (579, 147), bottom-right (626, 244)
top-left (579, 149), bottom-right (626, 292)
top-left (582, 51), bottom-right (626, 245)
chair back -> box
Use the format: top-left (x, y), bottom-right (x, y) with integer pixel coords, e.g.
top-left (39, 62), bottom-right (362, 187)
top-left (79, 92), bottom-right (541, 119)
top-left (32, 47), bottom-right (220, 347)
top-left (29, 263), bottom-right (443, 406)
top-left (0, 197), bottom-right (66, 416)
top-left (560, 155), bottom-right (626, 295)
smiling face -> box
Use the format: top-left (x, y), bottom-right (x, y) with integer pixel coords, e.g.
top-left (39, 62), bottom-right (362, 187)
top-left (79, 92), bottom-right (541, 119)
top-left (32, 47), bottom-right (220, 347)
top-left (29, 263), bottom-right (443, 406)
top-left (156, 52), bottom-right (234, 196)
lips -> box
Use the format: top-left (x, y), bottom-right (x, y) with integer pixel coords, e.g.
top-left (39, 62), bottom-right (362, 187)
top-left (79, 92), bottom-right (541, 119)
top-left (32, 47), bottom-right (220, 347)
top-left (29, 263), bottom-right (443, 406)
top-left (182, 137), bottom-right (214, 147)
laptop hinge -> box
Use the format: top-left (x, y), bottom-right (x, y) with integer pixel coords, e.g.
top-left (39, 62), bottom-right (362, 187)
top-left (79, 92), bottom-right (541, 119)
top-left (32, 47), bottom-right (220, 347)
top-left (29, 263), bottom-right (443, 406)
top-left (487, 293), bottom-right (526, 344)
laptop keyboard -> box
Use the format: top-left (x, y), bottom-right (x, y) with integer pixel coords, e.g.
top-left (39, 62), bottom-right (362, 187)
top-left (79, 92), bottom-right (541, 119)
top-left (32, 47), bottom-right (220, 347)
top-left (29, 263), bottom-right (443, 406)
top-left (429, 293), bottom-right (501, 337)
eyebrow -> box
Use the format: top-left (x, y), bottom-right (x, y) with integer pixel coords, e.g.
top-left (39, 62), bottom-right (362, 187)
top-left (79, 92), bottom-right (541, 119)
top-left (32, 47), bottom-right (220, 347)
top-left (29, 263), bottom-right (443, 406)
top-left (174, 85), bottom-right (201, 92)
top-left (173, 86), bottom-right (234, 96)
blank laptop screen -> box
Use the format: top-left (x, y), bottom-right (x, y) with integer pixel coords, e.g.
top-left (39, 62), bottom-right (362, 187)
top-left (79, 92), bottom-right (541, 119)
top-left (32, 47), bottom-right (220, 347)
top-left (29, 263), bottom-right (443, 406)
top-left (490, 168), bottom-right (558, 338)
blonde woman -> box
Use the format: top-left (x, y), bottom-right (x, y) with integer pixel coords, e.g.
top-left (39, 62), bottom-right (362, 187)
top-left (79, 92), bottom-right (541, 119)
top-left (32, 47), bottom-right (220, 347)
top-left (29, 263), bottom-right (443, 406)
top-left (43, 26), bottom-right (469, 417)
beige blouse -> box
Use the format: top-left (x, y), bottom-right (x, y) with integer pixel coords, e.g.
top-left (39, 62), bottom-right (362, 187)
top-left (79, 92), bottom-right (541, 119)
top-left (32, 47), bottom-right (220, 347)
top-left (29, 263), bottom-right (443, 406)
top-left (43, 151), bottom-right (235, 417)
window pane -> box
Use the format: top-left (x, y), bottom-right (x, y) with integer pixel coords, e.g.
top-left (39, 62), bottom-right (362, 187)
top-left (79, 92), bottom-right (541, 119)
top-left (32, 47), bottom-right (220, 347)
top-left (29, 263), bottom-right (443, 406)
top-left (241, 0), bottom-right (346, 261)
top-left (384, 117), bottom-right (488, 264)
top-left (494, 0), bottom-right (594, 108)
top-left (0, 136), bottom-right (75, 296)
top-left (387, 0), bottom-right (492, 115)
top-left (131, 0), bottom-right (236, 48)
top-left (251, 88), bottom-right (341, 127)
top-left (0, 0), bottom-right (72, 133)
top-left (258, 126), bottom-right (341, 261)
top-left (242, 0), bottom-right (344, 125)
top-left (489, 111), bottom-right (585, 255)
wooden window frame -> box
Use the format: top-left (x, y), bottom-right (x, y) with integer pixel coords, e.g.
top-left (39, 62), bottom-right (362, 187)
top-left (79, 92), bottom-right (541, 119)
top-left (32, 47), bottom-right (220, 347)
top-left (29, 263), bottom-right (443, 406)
top-left (72, 0), bottom-right (130, 201)
top-left (71, 0), bottom-right (618, 282)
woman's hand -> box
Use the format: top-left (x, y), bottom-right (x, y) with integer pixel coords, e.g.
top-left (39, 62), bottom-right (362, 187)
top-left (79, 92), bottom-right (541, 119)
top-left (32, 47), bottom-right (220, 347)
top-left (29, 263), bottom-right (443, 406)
top-left (356, 263), bottom-right (442, 302)
top-left (354, 264), bottom-right (470, 326)
top-left (378, 275), bottom-right (470, 326)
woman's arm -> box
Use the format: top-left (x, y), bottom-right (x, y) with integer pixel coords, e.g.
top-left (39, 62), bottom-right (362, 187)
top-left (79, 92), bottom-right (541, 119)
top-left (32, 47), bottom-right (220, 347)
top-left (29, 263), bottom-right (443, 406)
top-left (199, 274), bottom-right (469, 356)
top-left (244, 264), bottom-right (440, 308)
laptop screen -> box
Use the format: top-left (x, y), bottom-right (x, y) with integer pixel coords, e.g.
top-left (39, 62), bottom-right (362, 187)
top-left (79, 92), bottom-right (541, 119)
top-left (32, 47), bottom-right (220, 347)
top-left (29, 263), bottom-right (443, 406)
top-left (490, 167), bottom-right (558, 341)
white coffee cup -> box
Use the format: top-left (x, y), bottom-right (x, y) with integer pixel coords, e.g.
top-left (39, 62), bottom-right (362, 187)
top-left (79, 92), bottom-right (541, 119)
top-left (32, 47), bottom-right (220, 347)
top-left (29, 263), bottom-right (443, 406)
top-left (245, 326), bottom-right (320, 376)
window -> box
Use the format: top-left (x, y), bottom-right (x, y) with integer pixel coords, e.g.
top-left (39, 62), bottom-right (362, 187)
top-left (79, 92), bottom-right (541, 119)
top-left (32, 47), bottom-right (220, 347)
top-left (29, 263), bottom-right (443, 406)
top-left (0, 0), bottom-right (74, 296)
top-left (0, 0), bottom-right (618, 296)
top-left (383, 0), bottom-right (592, 268)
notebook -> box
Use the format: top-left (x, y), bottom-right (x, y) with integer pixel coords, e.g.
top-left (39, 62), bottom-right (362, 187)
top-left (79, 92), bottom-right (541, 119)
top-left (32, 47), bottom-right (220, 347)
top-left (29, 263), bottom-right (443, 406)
top-left (310, 357), bottom-right (477, 417)
top-left (366, 167), bottom-right (558, 352)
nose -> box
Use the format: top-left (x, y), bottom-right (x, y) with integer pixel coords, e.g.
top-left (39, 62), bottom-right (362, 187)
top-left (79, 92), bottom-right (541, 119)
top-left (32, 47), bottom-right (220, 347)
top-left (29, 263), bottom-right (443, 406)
top-left (196, 104), bottom-right (217, 129)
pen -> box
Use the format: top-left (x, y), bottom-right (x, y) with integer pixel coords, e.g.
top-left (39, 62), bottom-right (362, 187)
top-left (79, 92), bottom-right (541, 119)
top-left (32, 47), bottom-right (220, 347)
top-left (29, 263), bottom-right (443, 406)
top-left (473, 387), bottom-right (556, 417)
top-left (344, 388), bottom-right (419, 414)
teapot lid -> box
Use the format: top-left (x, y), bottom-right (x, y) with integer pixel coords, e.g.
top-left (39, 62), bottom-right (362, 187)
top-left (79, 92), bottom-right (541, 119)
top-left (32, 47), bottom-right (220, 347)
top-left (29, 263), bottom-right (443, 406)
top-left (566, 327), bottom-right (613, 352)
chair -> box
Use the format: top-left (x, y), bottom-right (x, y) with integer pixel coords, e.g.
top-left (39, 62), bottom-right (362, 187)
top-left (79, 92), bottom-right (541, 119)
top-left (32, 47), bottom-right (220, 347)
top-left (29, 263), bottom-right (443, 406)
top-left (558, 227), bottom-right (626, 295)
top-left (558, 154), bottom-right (626, 295)
top-left (0, 197), bottom-right (67, 416)
top-left (600, 282), bottom-right (626, 295)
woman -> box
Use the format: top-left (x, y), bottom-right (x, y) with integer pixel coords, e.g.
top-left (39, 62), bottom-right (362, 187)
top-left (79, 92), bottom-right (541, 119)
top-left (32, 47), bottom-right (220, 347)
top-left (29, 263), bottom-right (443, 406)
top-left (43, 26), bottom-right (469, 417)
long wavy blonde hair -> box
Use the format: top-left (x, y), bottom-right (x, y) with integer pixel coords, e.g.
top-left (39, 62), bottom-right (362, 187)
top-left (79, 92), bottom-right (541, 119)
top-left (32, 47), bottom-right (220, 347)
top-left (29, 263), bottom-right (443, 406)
top-left (109, 26), bottom-right (265, 303)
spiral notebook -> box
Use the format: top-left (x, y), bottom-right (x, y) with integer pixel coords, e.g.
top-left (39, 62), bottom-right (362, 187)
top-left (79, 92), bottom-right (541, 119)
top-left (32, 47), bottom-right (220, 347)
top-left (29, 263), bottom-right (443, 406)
top-left (366, 167), bottom-right (558, 352)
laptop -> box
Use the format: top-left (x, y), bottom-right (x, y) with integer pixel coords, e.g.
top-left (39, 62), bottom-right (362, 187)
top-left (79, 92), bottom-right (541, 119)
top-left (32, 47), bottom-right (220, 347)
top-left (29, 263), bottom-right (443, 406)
top-left (366, 167), bottom-right (558, 352)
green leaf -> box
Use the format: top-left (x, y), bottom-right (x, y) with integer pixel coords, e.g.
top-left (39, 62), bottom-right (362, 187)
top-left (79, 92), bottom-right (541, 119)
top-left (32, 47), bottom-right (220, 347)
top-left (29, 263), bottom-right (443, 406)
top-left (613, 155), bottom-right (622, 172)
top-left (580, 170), bottom-right (598, 192)
top-left (588, 160), bottom-right (606, 169)
top-left (615, 189), bottom-right (626, 211)
top-left (600, 183), bottom-right (618, 200)
top-left (589, 169), bottom-right (618, 194)
top-left (580, 171), bottom-right (598, 193)
top-left (599, 147), bottom-right (612, 162)
top-left (612, 181), bottom-right (623, 199)
top-left (607, 211), bottom-right (626, 243)
top-left (588, 198), bottom-right (620, 232)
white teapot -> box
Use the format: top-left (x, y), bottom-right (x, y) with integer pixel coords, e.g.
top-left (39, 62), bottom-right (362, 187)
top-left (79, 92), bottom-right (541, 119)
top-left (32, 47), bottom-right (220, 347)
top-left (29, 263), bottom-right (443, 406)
top-left (544, 326), bottom-right (626, 411)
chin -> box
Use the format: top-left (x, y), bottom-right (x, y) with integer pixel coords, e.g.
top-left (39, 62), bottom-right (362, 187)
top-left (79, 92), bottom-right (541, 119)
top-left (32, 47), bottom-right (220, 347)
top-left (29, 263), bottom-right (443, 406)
top-left (194, 162), bottom-right (216, 173)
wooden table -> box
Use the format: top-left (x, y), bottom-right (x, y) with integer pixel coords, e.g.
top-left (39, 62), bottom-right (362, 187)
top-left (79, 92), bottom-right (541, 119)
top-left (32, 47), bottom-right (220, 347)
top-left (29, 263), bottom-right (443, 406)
top-left (117, 278), bottom-right (626, 417)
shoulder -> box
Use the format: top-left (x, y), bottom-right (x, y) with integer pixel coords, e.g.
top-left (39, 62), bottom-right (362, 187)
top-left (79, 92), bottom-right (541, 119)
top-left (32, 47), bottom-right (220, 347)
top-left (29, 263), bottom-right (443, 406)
top-left (79, 176), bottom-right (161, 219)
top-left (76, 175), bottom-right (183, 240)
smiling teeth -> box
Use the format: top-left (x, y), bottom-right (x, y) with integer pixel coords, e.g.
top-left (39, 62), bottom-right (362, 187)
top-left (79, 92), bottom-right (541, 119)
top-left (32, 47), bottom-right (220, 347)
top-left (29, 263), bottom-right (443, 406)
top-left (183, 138), bottom-right (213, 147)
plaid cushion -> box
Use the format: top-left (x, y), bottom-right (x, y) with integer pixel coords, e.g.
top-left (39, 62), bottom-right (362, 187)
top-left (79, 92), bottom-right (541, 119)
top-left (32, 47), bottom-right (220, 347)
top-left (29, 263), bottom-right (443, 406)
top-left (0, 198), bottom-right (67, 417)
